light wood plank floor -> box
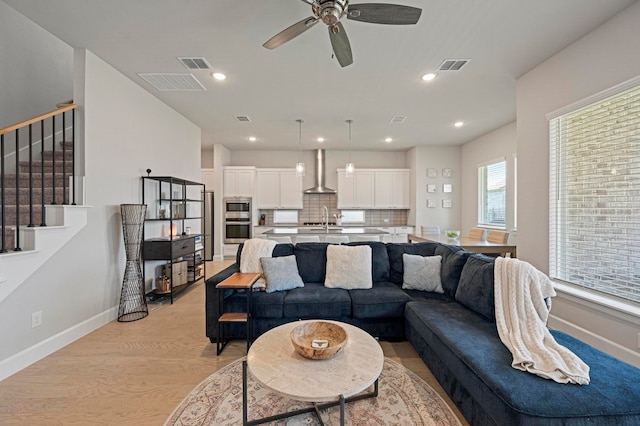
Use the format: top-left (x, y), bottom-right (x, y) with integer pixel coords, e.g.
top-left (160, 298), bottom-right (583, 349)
top-left (0, 260), bottom-right (468, 425)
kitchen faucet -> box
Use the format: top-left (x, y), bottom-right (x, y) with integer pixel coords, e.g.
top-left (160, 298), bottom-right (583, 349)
top-left (322, 205), bottom-right (329, 232)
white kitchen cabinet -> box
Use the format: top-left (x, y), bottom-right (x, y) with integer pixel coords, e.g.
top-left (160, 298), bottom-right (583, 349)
top-left (201, 168), bottom-right (215, 191)
top-left (223, 166), bottom-right (255, 197)
top-left (256, 169), bottom-right (303, 209)
top-left (377, 227), bottom-right (396, 243)
top-left (253, 226), bottom-right (271, 239)
top-left (393, 226), bottom-right (414, 243)
top-left (337, 169), bottom-right (375, 209)
top-left (374, 170), bottom-right (410, 208)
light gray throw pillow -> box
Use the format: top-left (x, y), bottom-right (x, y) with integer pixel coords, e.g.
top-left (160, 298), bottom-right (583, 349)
top-left (402, 253), bottom-right (444, 293)
top-left (260, 255), bottom-right (304, 293)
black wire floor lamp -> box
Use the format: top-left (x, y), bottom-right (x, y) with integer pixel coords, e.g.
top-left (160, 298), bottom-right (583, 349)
top-left (118, 204), bottom-right (148, 322)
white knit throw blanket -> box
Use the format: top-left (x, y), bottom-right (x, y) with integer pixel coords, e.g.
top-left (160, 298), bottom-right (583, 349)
top-left (239, 239), bottom-right (277, 288)
top-left (494, 257), bottom-right (590, 385)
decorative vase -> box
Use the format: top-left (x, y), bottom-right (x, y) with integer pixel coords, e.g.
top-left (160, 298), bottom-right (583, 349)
top-left (118, 204), bottom-right (148, 322)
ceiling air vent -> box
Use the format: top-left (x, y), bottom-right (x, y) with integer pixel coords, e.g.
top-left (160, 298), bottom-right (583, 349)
top-left (137, 73), bottom-right (207, 91)
top-left (389, 116), bottom-right (407, 124)
top-left (234, 115), bottom-right (252, 122)
top-left (438, 59), bottom-right (469, 71)
top-left (177, 57), bottom-right (212, 70)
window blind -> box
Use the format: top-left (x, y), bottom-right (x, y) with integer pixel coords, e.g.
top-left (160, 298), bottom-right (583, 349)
top-left (549, 83), bottom-right (640, 303)
top-left (478, 160), bottom-right (506, 226)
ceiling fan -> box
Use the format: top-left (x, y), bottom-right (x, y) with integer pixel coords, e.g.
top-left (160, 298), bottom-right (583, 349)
top-left (263, 0), bottom-right (422, 67)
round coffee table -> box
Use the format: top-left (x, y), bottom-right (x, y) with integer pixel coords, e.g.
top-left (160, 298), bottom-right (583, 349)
top-left (242, 320), bottom-right (384, 425)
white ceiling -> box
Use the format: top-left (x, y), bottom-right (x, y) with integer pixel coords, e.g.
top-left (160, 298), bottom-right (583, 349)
top-left (5, 0), bottom-right (636, 151)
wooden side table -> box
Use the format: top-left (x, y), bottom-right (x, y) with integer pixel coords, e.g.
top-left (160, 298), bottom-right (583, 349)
top-left (216, 272), bottom-right (261, 355)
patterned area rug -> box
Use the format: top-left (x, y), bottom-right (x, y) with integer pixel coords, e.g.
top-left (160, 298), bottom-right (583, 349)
top-left (165, 357), bottom-right (461, 426)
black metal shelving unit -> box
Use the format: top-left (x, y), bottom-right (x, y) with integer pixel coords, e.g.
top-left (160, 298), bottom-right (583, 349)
top-left (141, 175), bottom-right (206, 304)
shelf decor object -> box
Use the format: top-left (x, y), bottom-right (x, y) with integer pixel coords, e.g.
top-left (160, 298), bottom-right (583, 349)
top-left (118, 204), bottom-right (149, 322)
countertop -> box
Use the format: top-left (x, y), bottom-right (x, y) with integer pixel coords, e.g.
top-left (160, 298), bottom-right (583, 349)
top-left (263, 227), bottom-right (389, 235)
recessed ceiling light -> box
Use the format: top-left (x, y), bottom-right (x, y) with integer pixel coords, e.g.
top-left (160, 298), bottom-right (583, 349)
top-left (249, 136), bottom-right (257, 142)
top-left (212, 72), bottom-right (226, 80)
top-left (454, 121), bottom-right (464, 128)
top-left (421, 73), bottom-right (436, 81)
top-left (385, 137), bottom-right (393, 143)
top-left (317, 137), bottom-right (325, 143)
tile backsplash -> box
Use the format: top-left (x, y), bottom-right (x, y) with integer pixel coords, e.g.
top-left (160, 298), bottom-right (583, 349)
top-left (259, 194), bottom-right (408, 226)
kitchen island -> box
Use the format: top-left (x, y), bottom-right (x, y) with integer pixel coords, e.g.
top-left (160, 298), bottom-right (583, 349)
top-left (262, 226), bottom-right (388, 243)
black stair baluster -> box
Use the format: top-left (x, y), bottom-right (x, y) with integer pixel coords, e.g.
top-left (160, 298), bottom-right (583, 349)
top-left (62, 111), bottom-right (67, 205)
top-left (51, 115), bottom-right (56, 205)
top-left (71, 108), bottom-right (76, 205)
top-left (28, 124), bottom-right (34, 227)
top-left (14, 129), bottom-right (21, 251)
top-left (40, 118), bottom-right (46, 226)
top-left (1, 134), bottom-right (6, 253)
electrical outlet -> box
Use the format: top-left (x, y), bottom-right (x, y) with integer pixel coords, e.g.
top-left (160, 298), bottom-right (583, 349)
top-left (383, 218), bottom-right (389, 223)
top-left (31, 311), bottom-right (42, 328)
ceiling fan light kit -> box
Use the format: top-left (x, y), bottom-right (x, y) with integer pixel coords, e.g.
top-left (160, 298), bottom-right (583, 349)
top-left (263, 0), bottom-right (422, 67)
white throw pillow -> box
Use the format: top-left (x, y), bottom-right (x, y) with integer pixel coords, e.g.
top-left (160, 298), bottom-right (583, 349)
top-left (402, 254), bottom-right (444, 293)
top-left (324, 245), bottom-right (372, 289)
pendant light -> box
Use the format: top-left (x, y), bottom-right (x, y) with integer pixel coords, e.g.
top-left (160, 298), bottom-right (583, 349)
top-left (345, 119), bottom-right (355, 177)
top-left (295, 119), bottom-right (305, 177)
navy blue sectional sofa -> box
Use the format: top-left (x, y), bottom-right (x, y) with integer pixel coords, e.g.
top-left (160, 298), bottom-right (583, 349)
top-left (205, 241), bottom-right (640, 425)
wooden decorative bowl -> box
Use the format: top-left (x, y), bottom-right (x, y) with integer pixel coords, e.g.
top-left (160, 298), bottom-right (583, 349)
top-left (290, 321), bottom-right (348, 360)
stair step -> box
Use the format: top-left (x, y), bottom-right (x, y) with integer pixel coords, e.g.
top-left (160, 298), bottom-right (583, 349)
top-left (19, 160), bottom-right (74, 174)
top-left (3, 173), bottom-right (72, 188)
top-left (1, 187), bottom-right (66, 205)
top-left (42, 151), bottom-right (74, 161)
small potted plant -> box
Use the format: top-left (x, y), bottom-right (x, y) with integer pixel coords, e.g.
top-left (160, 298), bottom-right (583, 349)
top-left (333, 213), bottom-right (344, 226)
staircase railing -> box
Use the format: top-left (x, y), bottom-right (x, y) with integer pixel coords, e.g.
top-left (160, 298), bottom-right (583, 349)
top-left (0, 100), bottom-right (77, 253)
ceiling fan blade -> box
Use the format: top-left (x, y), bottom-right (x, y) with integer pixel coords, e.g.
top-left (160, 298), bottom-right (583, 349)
top-left (263, 16), bottom-right (319, 49)
top-left (347, 3), bottom-right (422, 25)
top-left (329, 22), bottom-right (353, 67)
top-left (298, 0), bottom-right (317, 5)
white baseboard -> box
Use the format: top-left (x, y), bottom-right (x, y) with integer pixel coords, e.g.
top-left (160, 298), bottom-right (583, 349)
top-left (212, 254), bottom-right (224, 261)
top-left (548, 314), bottom-right (640, 368)
top-left (0, 306), bottom-right (118, 381)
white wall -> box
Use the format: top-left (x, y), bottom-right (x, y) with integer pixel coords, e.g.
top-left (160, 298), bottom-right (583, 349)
top-left (0, 48), bottom-right (201, 374)
top-left (516, 1), bottom-right (640, 365)
top-left (460, 123), bottom-right (517, 237)
top-left (0, 1), bottom-right (73, 128)
top-left (407, 146), bottom-right (461, 232)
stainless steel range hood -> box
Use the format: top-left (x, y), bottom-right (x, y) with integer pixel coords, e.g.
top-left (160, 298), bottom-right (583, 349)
top-left (303, 149), bottom-right (336, 194)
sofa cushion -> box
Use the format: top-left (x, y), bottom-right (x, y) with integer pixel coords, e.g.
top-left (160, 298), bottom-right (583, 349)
top-left (260, 255), bottom-right (305, 293)
top-left (349, 281), bottom-right (412, 319)
top-left (283, 282), bottom-right (351, 318)
top-left (405, 300), bottom-right (640, 425)
top-left (435, 243), bottom-right (470, 298)
top-left (293, 243), bottom-right (329, 283)
top-left (223, 290), bottom-right (285, 318)
top-left (402, 254), bottom-right (444, 293)
top-left (324, 245), bottom-right (372, 290)
top-left (455, 253), bottom-right (495, 321)
top-left (345, 241), bottom-right (390, 282)
top-left (386, 242), bottom-right (440, 285)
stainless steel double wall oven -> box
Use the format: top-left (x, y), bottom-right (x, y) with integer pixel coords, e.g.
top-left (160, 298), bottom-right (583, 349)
top-left (224, 197), bottom-right (252, 243)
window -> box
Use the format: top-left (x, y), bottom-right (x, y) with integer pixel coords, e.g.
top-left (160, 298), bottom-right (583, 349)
top-left (341, 210), bottom-right (365, 224)
top-left (273, 210), bottom-right (298, 224)
top-left (478, 160), bottom-right (506, 227)
top-left (549, 82), bottom-right (640, 304)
